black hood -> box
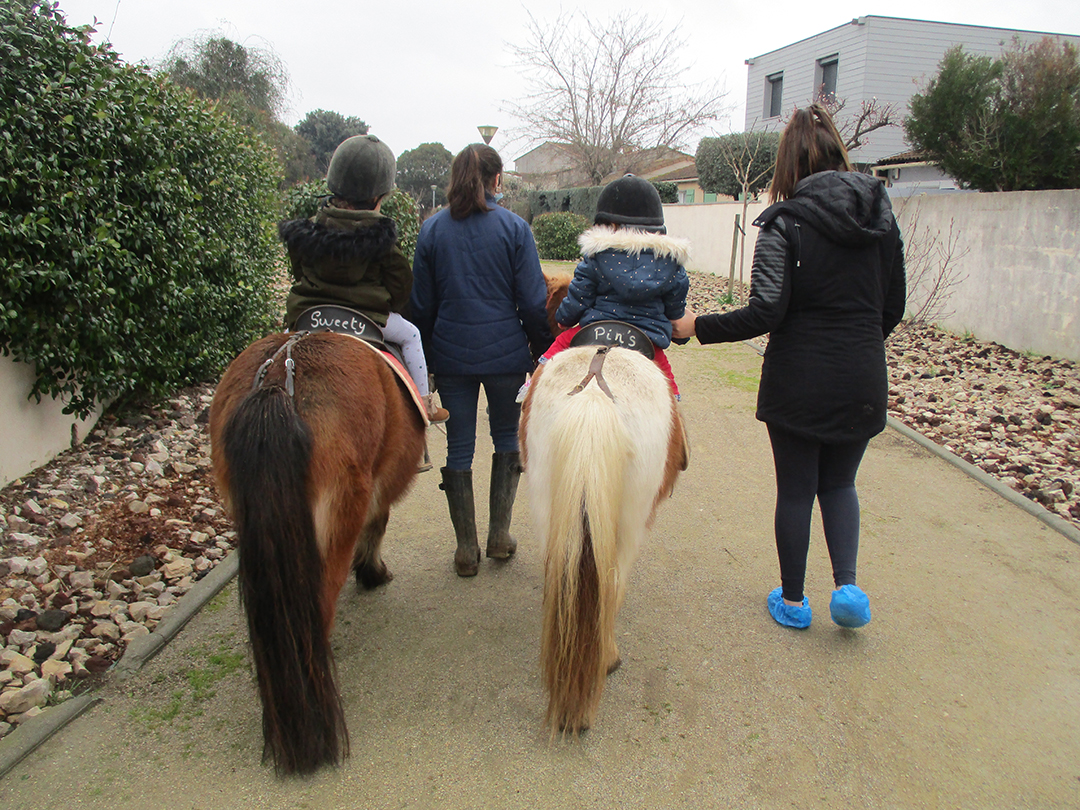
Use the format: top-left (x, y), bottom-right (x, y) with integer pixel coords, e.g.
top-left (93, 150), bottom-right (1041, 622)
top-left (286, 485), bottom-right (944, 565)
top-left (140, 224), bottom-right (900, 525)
top-left (755, 171), bottom-right (894, 247)
top-left (278, 211), bottom-right (398, 265)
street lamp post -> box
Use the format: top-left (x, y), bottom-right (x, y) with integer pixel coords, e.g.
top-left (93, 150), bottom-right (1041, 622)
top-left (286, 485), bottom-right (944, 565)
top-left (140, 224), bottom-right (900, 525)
top-left (477, 125), bottom-right (498, 145)
top-left (431, 184), bottom-right (437, 209)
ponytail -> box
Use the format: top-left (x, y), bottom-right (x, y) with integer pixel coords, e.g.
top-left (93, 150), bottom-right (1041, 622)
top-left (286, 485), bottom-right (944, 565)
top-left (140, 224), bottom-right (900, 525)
top-left (769, 103), bottom-right (853, 202)
top-left (447, 144), bottom-right (503, 220)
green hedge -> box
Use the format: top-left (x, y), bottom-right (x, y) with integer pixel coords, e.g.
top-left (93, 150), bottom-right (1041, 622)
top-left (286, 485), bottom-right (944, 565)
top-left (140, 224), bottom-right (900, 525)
top-left (0, 2), bottom-right (282, 416)
top-left (532, 212), bottom-right (590, 261)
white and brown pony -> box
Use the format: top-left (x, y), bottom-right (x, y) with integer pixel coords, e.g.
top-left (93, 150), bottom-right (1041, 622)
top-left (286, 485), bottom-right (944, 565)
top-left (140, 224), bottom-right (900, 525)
top-left (520, 275), bottom-right (687, 734)
top-left (210, 330), bottom-right (425, 775)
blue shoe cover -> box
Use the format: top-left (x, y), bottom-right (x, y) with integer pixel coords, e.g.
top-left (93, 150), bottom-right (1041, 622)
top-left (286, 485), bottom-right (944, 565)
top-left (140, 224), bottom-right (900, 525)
top-left (767, 587), bottom-right (812, 629)
top-left (830, 584), bottom-right (871, 628)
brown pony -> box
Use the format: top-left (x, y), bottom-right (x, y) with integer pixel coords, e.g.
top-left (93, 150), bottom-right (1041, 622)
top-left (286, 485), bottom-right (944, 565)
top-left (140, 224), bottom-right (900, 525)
top-left (520, 274), bottom-right (687, 735)
top-left (210, 331), bottom-right (425, 775)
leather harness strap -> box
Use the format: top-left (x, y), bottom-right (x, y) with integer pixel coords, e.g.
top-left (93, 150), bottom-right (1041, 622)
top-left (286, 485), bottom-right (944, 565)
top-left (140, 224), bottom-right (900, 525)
top-left (252, 332), bottom-right (307, 397)
top-left (569, 346), bottom-right (615, 401)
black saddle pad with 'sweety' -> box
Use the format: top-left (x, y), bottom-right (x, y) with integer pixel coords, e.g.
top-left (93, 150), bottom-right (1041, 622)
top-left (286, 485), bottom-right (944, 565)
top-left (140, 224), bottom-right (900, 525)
top-left (294, 305), bottom-right (387, 348)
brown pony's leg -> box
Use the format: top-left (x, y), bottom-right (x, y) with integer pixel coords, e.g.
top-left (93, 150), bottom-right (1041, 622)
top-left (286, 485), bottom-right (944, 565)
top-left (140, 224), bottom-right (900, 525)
top-left (317, 484), bottom-right (373, 634)
top-left (353, 510), bottom-right (392, 589)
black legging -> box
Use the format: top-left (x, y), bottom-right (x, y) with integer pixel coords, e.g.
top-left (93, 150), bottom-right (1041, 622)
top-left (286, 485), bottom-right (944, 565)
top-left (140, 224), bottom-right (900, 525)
top-left (767, 424), bottom-right (869, 602)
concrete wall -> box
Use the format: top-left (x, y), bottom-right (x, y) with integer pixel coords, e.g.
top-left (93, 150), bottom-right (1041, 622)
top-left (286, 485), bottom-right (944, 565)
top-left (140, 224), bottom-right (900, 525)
top-left (666, 190), bottom-right (1080, 363)
top-left (0, 355), bottom-right (103, 487)
top-left (894, 190), bottom-right (1080, 361)
top-left (663, 200), bottom-right (768, 282)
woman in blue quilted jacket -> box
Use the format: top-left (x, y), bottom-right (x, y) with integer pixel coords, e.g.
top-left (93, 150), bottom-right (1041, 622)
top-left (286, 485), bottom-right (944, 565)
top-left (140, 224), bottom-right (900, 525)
top-left (411, 143), bottom-right (553, 577)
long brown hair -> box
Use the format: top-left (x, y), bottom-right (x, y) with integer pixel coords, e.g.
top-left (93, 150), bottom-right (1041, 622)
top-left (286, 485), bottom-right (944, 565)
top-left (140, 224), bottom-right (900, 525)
top-left (447, 143), bottom-right (502, 220)
top-left (769, 104), bottom-right (854, 202)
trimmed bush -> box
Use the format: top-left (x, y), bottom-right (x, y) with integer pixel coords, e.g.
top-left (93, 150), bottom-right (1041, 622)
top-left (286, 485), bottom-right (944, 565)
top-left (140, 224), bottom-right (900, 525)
top-left (0, 2), bottom-right (282, 416)
top-left (532, 212), bottom-right (590, 261)
top-left (651, 180), bottom-right (678, 203)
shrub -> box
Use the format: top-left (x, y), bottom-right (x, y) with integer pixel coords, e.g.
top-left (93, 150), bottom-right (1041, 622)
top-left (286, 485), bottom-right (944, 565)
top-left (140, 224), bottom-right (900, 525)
top-left (905, 38), bottom-right (1080, 191)
top-left (281, 181), bottom-right (421, 264)
top-left (378, 189), bottom-right (422, 264)
top-left (651, 181), bottom-right (678, 203)
top-left (532, 212), bottom-right (590, 261)
top-left (0, 2), bottom-right (282, 416)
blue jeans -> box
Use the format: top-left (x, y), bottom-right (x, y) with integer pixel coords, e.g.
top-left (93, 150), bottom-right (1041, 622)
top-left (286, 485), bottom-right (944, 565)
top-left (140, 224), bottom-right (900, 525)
top-left (436, 373), bottom-right (525, 470)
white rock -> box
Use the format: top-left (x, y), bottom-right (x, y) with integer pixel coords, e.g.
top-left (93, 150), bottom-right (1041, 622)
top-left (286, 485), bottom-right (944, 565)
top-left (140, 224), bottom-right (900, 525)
top-left (0, 677), bottom-right (52, 714)
top-left (0, 649), bottom-right (35, 673)
top-left (161, 558), bottom-right (193, 580)
top-left (90, 621), bottom-right (119, 640)
top-left (41, 659), bottom-right (72, 682)
top-left (8, 629), bottom-right (36, 646)
top-left (69, 570), bottom-right (94, 590)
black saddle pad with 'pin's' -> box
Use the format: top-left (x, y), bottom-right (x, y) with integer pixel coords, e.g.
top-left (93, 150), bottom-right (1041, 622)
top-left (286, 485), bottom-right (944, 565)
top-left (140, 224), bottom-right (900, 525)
top-left (568, 320), bottom-right (655, 360)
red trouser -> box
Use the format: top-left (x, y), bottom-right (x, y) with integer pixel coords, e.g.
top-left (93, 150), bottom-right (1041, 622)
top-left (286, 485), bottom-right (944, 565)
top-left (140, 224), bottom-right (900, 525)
top-left (541, 325), bottom-right (680, 398)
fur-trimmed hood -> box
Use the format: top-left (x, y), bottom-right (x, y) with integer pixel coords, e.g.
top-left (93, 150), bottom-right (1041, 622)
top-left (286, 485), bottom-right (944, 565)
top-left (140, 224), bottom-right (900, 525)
top-left (278, 209), bottom-right (398, 268)
top-left (578, 225), bottom-right (692, 266)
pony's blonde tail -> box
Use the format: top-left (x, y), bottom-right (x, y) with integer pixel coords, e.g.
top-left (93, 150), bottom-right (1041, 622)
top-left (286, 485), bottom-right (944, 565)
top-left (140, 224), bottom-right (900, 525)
top-left (540, 385), bottom-right (629, 735)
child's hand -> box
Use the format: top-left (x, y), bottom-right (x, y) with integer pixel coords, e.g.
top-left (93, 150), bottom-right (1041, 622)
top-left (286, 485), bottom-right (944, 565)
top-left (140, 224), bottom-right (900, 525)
top-left (671, 310), bottom-right (697, 339)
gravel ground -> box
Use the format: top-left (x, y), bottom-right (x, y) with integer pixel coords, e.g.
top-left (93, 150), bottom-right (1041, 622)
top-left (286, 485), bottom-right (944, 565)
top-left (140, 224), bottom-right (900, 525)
top-left (1, 270), bottom-right (1077, 737)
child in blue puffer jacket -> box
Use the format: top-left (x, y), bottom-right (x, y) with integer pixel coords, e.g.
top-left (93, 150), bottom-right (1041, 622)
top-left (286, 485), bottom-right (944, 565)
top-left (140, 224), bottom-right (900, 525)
top-left (538, 174), bottom-right (690, 398)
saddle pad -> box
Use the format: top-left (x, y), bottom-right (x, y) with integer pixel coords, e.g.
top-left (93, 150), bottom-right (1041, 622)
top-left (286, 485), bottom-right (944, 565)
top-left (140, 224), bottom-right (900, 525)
top-left (330, 333), bottom-right (429, 427)
top-left (294, 305), bottom-right (387, 348)
top-left (568, 320), bottom-right (655, 359)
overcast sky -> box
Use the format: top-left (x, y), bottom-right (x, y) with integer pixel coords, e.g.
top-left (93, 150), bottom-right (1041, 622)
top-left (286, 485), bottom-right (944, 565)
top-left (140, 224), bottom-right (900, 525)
top-left (56, 0), bottom-right (1080, 168)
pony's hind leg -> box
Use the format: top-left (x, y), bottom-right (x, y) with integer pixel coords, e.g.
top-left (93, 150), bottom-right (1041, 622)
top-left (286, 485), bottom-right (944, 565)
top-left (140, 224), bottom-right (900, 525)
top-left (353, 510), bottom-right (393, 589)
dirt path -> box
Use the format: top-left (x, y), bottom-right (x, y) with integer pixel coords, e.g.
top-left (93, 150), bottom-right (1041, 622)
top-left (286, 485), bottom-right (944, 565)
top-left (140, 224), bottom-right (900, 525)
top-left (2, 342), bottom-right (1078, 809)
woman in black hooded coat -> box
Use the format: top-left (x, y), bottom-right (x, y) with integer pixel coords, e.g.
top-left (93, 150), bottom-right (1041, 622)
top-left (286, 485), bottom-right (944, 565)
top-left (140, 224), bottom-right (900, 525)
top-left (672, 104), bottom-right (906, 630)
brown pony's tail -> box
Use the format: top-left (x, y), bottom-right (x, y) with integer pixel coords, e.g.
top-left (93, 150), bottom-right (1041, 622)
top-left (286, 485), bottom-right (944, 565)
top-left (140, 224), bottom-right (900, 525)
top-left (540, 384), bottom-right (627, 735)
top-left (222, 385), bottom-right (347, 776)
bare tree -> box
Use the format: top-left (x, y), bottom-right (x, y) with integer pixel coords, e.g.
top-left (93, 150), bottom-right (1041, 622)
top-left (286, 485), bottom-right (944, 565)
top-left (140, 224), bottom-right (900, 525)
top-left (505, 10), bottom-right (728, 184)
top-left (890, 200), bottom-right (970, 335)
top-left (817, 96), bottom-right (899, 154)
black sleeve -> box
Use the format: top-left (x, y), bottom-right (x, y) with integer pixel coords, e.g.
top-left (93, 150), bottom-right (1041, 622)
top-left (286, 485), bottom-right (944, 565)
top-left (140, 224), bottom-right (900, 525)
top-left (695, 218), bottom-right (793, 344)
top-left (881, 222), bottom-right (906, 339)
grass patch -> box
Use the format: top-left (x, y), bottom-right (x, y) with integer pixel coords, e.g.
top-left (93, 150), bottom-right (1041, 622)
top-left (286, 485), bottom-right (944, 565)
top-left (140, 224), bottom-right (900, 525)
top-left (129, 633), bottom-right (246, 731)
top-left (678, 344), bottom-right (761, 392)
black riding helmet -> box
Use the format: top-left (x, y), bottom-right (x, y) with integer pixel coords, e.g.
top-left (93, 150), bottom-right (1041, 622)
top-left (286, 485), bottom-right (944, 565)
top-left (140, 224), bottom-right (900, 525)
top-left (594, 173), bottom-right (665, 232)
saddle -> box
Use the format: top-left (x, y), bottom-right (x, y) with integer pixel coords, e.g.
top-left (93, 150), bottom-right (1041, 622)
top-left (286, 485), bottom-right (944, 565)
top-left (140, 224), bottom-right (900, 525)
top-left (291, 305), bottom-right (426, 424)
top-left (294, 305), bottom-right (389, 350)
top-left (567, 320), bottom-right (655, 360)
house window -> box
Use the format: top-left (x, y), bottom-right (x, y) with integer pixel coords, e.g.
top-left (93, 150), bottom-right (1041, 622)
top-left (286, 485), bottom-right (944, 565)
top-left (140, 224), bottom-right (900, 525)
top-left (816, 56), bottom-right (838, 102)
top-left (766, 73), bottom-right (783, 118)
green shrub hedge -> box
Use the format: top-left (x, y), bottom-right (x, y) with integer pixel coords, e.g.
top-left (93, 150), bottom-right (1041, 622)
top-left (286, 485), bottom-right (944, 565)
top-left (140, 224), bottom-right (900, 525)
top-left (0, 2), bottom-right (282, 416)
top-left (532, 212), bottom-right (590, 261)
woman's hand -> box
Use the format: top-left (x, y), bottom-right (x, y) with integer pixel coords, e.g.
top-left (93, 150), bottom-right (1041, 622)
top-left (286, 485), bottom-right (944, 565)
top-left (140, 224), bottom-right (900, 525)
top-left (671, 309), bottom-right (698, 340)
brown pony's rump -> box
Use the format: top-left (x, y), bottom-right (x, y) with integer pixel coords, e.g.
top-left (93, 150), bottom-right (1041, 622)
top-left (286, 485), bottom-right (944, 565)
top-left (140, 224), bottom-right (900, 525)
top-left (210, 332), bottom-right (425, 775)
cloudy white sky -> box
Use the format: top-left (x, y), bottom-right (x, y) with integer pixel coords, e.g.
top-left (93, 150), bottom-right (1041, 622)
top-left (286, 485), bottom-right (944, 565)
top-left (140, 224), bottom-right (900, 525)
top-left (57, 0), bottom-right (1080, 167)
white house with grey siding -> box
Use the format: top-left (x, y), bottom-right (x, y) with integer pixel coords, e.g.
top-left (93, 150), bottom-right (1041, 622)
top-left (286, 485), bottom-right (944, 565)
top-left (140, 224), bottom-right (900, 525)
top-left (744, 15), bottom-right (1080, 181)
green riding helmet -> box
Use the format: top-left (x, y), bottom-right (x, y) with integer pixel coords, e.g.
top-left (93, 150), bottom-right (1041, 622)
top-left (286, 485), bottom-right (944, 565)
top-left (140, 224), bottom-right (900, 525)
top-left (326, 134), bottom-right (396, 203)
